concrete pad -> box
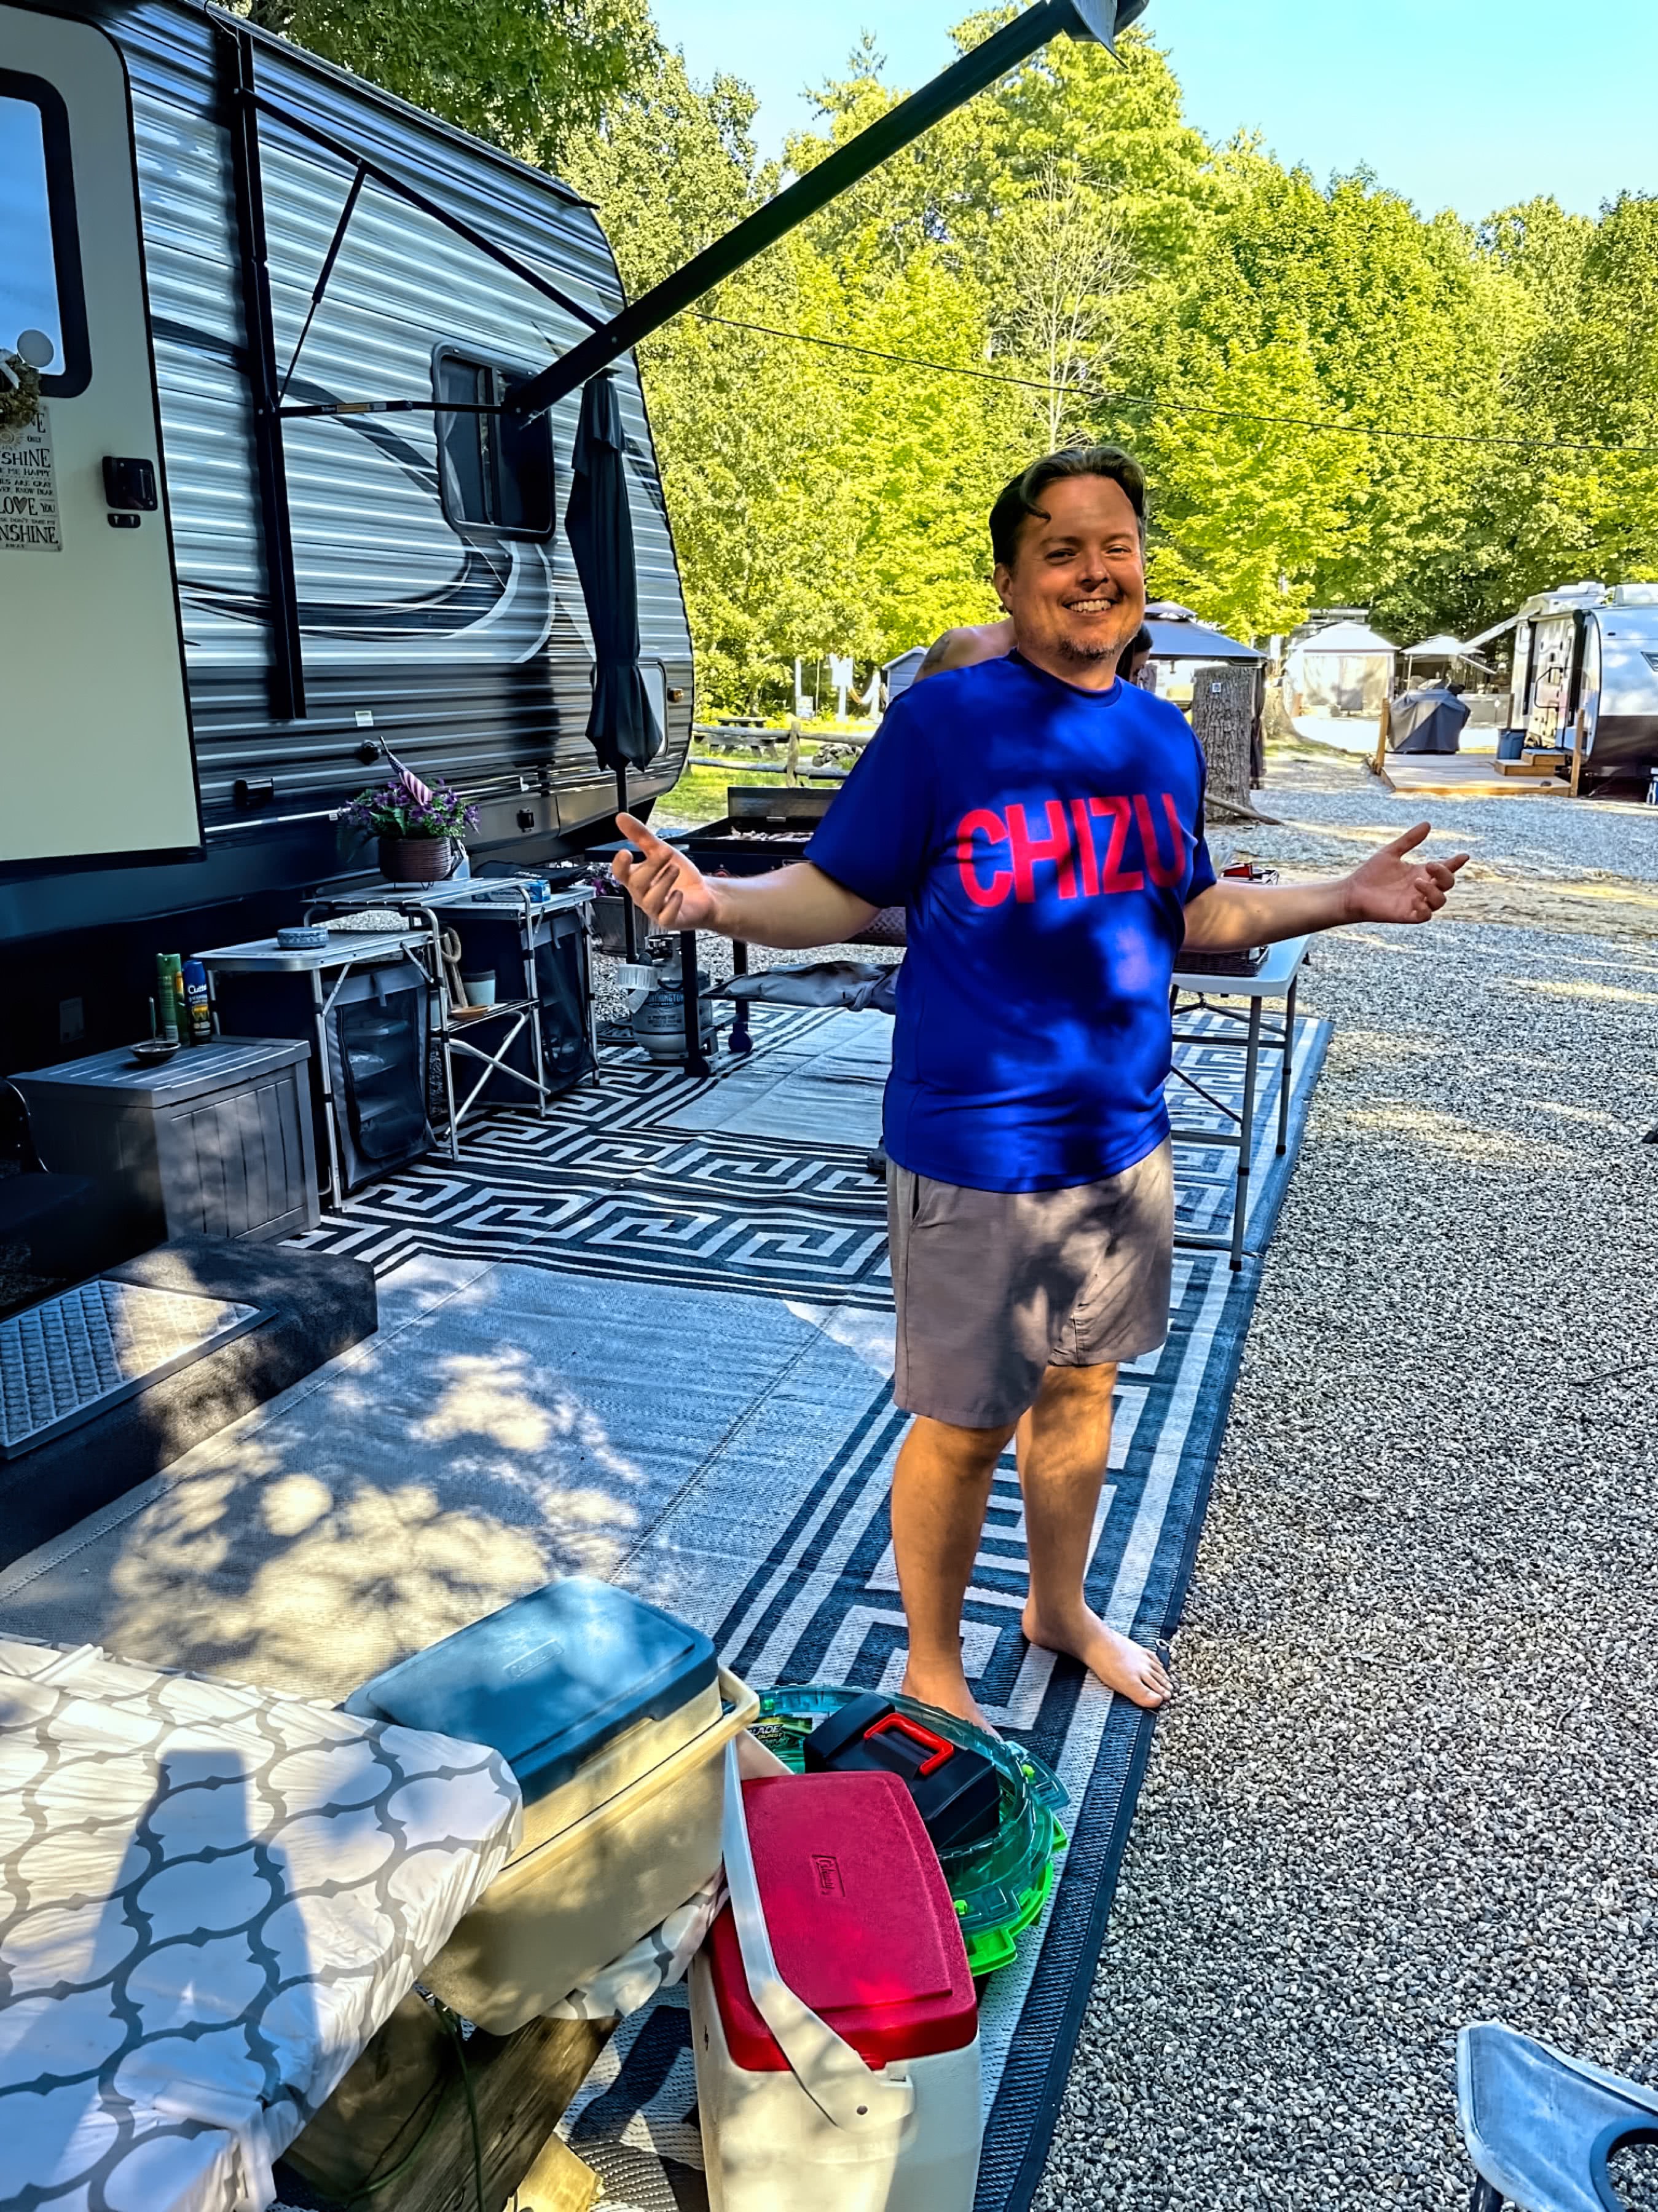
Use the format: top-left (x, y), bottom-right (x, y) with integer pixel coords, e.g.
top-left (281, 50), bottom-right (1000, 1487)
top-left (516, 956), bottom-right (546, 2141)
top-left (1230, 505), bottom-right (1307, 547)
top-left (0, 1258), bottom-right (886, 1708)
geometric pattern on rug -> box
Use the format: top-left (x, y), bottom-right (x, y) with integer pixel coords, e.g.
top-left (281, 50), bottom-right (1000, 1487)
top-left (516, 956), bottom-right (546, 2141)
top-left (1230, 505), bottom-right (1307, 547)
top-left (296, 1002), bottom-right (1324, 1304)
top-left (543, 1011), bottom-right (1331, 2212)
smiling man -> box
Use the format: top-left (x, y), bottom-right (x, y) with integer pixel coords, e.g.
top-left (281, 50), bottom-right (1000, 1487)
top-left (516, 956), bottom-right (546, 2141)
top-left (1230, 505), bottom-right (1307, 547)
top-left (613, 444), bottom-right (1467, 1727)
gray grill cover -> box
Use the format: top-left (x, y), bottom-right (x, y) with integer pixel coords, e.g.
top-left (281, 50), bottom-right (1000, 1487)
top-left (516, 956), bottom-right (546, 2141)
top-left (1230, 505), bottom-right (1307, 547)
top-left (1391, 686), bottom-right (1470, 755)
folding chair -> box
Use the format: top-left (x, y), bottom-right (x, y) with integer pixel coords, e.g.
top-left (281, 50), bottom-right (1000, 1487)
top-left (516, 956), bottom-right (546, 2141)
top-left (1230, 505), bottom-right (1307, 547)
top-left (1458, 2021), bottom-right (1658, 2211)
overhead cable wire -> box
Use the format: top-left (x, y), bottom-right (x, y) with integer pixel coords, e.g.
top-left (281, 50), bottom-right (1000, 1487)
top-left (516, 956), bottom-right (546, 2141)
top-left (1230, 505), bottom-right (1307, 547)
top-left (691, 310), bottom-right (1658, 460)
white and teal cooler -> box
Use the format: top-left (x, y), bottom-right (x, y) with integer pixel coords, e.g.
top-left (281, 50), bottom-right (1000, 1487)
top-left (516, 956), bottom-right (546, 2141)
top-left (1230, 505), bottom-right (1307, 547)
top-left (348, 1577), bottom-right (757, 2031)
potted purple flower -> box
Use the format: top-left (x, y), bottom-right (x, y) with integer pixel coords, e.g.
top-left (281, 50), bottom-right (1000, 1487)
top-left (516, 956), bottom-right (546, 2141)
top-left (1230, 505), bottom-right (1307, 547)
top-left (341, 767), bottom-right (481, 882)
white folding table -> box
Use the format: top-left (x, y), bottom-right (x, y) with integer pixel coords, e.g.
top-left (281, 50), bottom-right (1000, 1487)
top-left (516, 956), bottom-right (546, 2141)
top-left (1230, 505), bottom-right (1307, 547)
top-left (1168, 934), bottom-right (1310, 1271)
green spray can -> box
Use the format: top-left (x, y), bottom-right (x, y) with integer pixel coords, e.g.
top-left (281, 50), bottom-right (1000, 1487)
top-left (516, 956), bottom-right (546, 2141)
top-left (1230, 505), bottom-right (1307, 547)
top-left (155, 953), bottom-right (183, 1043)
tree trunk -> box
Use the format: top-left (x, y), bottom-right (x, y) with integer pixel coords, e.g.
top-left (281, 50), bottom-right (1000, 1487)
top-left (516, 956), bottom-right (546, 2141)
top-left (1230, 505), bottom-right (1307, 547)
top-left (1187, 661), bottom-right (1255, 813)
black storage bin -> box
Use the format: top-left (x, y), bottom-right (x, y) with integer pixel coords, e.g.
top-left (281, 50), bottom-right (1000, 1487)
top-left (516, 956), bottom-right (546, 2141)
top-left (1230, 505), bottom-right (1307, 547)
top-left (9, 1038), bottom-right (319, 1245)
top-left (215, 961), bottom-right (433, 1194)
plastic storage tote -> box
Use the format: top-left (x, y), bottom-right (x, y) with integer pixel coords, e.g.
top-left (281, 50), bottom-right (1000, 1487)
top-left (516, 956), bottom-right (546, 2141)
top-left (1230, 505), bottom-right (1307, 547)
top-left (345, 1578), bottom-right (757, 2030)
top-left (690, 1749), bottom-right (981, 2212)
top-left (753, 1684), bottom-right (1067, 1977)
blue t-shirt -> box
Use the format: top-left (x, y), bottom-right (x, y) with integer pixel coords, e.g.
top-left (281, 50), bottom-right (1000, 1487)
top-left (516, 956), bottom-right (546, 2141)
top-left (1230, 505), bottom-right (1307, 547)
top-left (805, 653), bottom-right (1216, 1193)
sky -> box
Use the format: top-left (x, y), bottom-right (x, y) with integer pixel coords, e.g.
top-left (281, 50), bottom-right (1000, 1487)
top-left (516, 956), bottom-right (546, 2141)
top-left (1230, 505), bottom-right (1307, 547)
top-left (650, 0), bottom-right (1658, 224)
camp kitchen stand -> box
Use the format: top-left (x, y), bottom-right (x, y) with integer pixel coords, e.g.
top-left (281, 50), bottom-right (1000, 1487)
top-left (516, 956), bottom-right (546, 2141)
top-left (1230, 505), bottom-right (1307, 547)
top-left (196, 879), bottom-right (593, 1201)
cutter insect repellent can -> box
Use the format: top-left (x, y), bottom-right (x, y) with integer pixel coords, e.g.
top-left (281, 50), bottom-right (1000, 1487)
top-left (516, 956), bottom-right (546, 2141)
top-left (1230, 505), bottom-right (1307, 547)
top-left (183, 960), bottom-right (213, 1043)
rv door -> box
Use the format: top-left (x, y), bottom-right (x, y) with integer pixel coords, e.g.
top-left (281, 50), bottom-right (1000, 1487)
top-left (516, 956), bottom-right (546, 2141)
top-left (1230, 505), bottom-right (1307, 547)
top-left (1525, 616), bottom-right (1577, 748)
top-left (1508, 621), bottom-right (1533, 734)
top-left (0, 5), bottom-right (198, 868)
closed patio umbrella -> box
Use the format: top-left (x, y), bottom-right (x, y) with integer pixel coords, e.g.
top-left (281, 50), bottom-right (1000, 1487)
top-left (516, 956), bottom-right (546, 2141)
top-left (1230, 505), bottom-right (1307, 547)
top-left (565, 369), bottom-right (661, 957)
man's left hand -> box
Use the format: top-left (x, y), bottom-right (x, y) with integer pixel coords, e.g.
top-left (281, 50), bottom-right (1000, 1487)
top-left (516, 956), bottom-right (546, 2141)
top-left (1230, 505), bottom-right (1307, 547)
top-left (1342, 822), bottom-right (1469, 924)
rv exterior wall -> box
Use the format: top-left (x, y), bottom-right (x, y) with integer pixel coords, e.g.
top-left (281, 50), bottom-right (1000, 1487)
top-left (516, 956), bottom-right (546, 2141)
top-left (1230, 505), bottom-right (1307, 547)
top-left (1, 0), bottom-right (693, 941)
top-left (1590, 608), bottom-right (1658, 770)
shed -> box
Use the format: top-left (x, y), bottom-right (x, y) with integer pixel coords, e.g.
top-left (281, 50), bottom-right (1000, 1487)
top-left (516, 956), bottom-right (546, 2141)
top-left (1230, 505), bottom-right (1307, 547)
top-left (883, 646), bottom-right (929, 704)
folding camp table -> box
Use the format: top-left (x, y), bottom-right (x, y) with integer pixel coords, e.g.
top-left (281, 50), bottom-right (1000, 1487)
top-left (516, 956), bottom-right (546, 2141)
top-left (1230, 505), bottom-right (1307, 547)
top-left (1168, 935), bottom-right (1308, 1271)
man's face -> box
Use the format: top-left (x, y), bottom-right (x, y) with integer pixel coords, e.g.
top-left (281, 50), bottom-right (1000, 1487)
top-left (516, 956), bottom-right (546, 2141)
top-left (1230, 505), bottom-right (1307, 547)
top-left (992, 474), bottom-right (1147, 675)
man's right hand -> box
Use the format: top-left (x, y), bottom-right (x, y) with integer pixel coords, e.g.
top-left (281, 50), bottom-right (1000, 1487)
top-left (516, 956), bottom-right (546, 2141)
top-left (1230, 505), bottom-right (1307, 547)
top-left (611, 812), bottom-right (723, 933)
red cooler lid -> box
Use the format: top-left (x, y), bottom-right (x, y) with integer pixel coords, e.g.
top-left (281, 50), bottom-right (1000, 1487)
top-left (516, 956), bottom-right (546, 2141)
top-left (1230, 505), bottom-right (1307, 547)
top-left (707, 1771), bottom-right (978, 2072)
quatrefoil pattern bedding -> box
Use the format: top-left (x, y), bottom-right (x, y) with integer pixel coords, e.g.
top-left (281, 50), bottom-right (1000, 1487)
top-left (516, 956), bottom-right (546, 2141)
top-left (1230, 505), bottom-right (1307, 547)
top-left (0, 1636), bottom-right (520, 2212)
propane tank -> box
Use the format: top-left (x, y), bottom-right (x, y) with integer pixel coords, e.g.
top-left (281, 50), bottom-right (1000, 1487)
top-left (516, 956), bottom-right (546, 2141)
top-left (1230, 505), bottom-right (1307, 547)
top-left (631, 963), bottom-right (716, 1063)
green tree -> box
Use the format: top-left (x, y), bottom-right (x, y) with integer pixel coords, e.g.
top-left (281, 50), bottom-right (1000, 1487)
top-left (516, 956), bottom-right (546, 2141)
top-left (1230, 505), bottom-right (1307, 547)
top-left (241, 0), bottom-right (656, 167)
top-left (1144, 339), bottom-right (1368, 638)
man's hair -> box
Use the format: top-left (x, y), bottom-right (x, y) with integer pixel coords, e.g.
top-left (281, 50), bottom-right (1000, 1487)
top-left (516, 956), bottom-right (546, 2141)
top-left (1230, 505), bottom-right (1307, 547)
top-left (989, 445), bottom-right (1147, 570)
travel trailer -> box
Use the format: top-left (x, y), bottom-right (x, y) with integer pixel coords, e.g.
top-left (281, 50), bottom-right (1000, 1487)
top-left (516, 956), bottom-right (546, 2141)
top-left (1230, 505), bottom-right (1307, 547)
top-left (1, 0), bottom-right (693, 1059)
top-left (1501, 581), bottom-right (1658, 785)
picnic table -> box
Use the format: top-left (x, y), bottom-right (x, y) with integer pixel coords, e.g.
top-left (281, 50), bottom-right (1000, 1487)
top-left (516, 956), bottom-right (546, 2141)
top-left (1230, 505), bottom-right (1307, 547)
top-left (0, 1635), bottom-right (519, 2212)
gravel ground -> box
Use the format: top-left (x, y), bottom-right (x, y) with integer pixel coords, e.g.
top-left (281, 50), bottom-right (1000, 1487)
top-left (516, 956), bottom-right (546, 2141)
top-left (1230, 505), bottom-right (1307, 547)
top-left (1038, 752), bottom-right (1658, 2211)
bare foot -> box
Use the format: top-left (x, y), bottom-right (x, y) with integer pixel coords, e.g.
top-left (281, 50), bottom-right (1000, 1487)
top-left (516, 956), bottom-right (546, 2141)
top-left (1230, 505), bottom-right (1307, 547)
top-left (899, 1663), bottom-right (996, 1735)
top-left (1022, 1601), bottom-right (1172, 1709)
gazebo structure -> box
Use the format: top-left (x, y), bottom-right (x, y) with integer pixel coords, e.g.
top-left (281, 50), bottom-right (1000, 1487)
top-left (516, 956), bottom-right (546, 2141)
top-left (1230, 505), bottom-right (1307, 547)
top-left (1402, 632), bottom-right (1493, 683)
top-left (1141, 601), bottom-right (1263, 696)
top-left (1285, 618), bottom-right (1397, 718)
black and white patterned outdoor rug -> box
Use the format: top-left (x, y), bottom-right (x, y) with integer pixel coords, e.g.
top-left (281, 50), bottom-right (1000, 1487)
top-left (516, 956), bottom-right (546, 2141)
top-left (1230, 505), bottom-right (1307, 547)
top-left (291, 998), bottom-right (1331, 2212)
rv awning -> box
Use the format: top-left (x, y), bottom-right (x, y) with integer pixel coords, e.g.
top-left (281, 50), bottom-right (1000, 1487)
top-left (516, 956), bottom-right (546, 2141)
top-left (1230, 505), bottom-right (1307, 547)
top-left (1461, 613), bottom-right (1522, 650)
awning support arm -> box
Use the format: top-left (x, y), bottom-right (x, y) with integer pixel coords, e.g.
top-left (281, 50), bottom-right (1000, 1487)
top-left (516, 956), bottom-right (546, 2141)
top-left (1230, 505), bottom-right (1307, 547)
top-left (248, 90), bottom-right (610, 337)
top-left (278, 162), bottom-right (367, 401)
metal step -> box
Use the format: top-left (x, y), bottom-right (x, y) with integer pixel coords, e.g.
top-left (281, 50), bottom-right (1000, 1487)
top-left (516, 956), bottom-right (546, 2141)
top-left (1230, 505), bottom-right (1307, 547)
top-left (0, 1279), bottom-right (263, 1459)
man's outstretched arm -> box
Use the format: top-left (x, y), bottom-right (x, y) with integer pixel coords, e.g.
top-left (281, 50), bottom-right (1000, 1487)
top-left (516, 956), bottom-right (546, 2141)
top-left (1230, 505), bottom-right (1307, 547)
top-left (1182, 822), bottom-right (1469, 950)
top-left (611, 813), bottom-right (878, 948)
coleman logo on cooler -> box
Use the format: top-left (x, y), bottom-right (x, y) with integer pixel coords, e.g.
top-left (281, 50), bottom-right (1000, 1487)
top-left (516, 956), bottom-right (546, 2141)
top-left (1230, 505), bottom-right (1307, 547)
top-left (811, 1853), bottom-right (844, 1897)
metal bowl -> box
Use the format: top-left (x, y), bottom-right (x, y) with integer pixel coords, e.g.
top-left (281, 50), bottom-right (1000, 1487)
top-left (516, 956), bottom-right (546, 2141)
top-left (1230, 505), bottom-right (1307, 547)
top-left (129, 1038), bottom-right (181, 1065)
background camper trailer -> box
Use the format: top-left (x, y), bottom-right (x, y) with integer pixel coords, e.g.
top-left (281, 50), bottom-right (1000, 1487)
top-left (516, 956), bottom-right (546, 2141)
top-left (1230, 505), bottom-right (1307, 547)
top-left (0, 0), bottom-right (693, 1067)
top-left (1498, 581), bottom-right (1658, 791)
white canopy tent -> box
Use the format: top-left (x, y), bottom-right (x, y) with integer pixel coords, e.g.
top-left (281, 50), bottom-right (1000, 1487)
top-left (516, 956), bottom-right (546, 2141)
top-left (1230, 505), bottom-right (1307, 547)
top-left (1403, 631), bottom-right (1494, 675)
top-left (1285, 618), bottom-right (1397, 718)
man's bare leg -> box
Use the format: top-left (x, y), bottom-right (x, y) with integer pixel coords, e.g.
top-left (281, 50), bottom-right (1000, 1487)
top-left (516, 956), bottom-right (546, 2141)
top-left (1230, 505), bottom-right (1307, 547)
top-left (893, 1411), bottom-right (1016, 1728)
top-left (1018, 1363), bottom-right (1172, 1708)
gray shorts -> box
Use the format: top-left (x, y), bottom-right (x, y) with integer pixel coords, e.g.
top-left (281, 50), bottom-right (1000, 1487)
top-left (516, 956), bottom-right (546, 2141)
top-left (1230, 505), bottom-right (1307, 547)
top-left (887, 1142), bottom-right (1174, 1430)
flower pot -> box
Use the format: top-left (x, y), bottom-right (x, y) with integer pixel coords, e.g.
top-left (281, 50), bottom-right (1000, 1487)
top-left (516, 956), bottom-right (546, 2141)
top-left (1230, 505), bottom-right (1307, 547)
top-left (379, 836), bottom-right (457, 884)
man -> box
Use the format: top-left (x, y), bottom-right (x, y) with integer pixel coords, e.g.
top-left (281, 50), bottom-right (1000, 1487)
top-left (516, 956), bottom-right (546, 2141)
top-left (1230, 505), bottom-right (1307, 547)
top-left (614, 445), bottom-right (1466, 1726)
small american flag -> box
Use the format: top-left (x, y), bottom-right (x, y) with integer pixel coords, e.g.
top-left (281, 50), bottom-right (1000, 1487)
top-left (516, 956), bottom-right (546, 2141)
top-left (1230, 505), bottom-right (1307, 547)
top-left (395, 764), bottom-right (434, 809)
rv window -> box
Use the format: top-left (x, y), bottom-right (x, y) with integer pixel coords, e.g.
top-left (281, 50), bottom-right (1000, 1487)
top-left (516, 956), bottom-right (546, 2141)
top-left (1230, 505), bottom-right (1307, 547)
top-left (433, 351), bottom-right (554, 538)
top-left (0, 74), bottom-right (88, 396)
